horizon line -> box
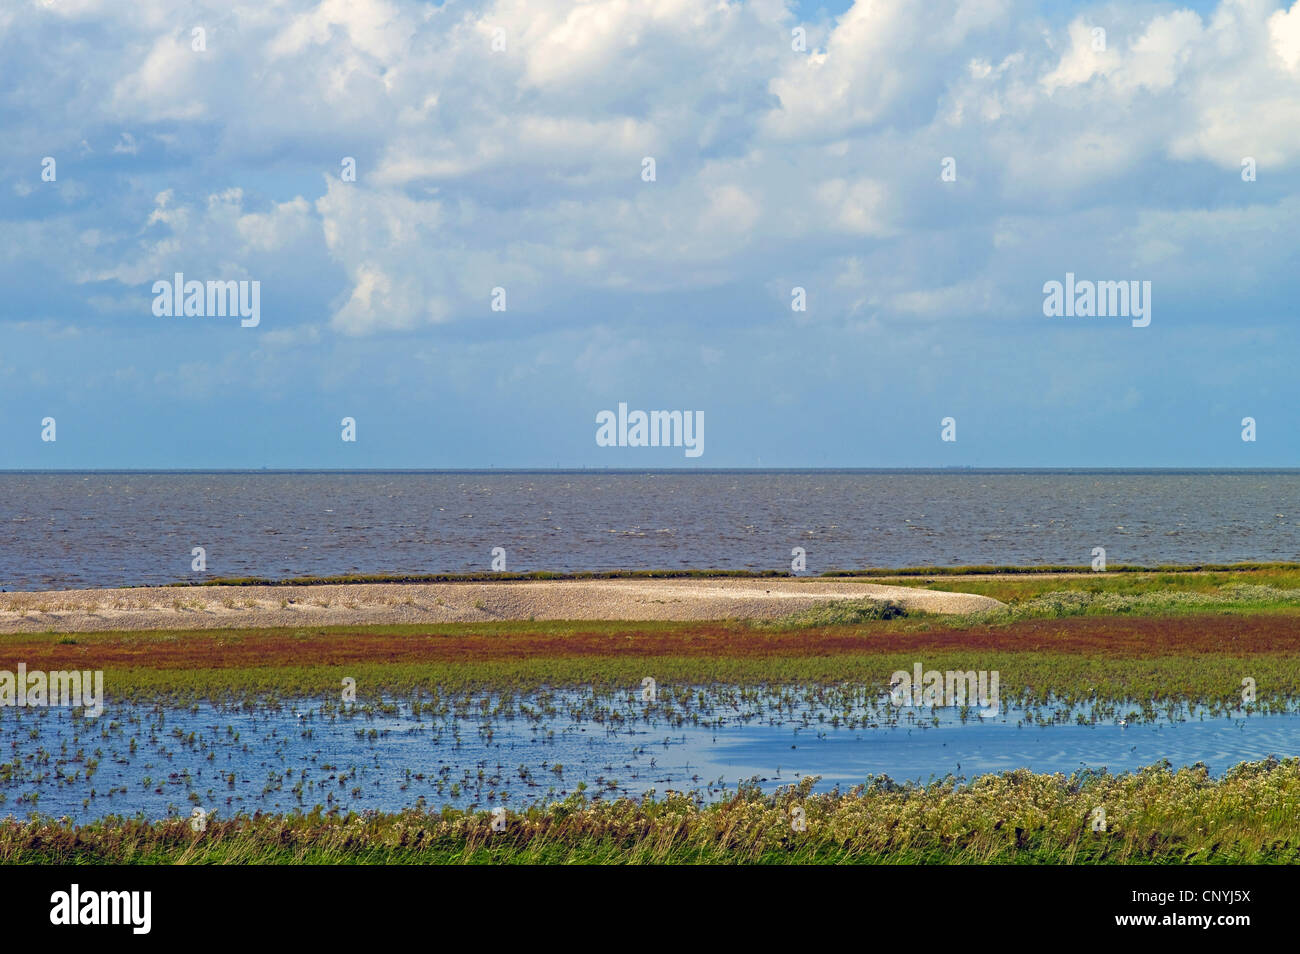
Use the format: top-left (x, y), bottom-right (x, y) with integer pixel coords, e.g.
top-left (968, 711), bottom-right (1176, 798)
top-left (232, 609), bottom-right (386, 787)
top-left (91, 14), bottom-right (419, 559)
top-left (3, 467), bottom-right (1300, 475)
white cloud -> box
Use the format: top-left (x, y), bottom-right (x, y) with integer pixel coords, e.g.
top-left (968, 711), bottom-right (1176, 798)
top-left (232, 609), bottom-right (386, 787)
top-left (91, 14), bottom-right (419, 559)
top-left (9, 0), bottom-right (1300, 345)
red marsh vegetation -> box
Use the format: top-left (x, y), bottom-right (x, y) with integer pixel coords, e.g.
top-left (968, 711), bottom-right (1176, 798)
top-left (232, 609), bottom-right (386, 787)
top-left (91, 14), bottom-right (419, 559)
top-left (2, 612), bottom-right (1299, 672)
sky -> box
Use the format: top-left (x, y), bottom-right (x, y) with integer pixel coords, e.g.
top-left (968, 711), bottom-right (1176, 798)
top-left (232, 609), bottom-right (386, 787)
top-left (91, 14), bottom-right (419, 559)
top-left (2, 0), bottom-right (1299, 468)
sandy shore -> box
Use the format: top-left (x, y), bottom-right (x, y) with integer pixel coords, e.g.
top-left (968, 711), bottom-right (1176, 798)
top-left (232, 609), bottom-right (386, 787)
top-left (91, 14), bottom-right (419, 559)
top-left (0, 578), bottom-right (1001, 633)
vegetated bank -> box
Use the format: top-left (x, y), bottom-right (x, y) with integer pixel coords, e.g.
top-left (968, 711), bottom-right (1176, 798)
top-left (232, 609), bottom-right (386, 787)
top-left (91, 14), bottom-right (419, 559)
top-left (6, 759), bottom-right (1299, 864)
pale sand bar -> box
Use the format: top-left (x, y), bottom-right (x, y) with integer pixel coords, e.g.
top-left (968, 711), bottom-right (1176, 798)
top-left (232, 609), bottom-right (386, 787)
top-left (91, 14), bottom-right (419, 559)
top-left (0, 578), bottom-right (1002, 633)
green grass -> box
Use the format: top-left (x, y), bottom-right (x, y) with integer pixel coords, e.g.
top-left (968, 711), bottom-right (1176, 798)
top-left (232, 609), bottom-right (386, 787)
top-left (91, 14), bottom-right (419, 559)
top-left (888, 567), bottom-right (1300, 604)
top-left (760, 598), bottom-right (909, 626)
top-left (36, 647), bottom-right (1300, 724)
top-left (9, 759), bottom-right (1300, 864)
top-left (951, 583), bottom-right (1300, 622)
top-left (766, 583), bottom-right (1300, 625)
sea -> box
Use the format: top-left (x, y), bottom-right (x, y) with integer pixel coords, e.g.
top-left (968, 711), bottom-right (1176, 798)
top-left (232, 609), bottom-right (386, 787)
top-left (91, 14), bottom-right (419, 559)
top-left (1, 469), bottom-right (1298, 590)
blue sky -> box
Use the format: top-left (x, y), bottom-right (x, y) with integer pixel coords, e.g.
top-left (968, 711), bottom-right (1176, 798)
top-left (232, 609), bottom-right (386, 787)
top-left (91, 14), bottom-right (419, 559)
top-left (3, 0), bottom-right (1299, 468)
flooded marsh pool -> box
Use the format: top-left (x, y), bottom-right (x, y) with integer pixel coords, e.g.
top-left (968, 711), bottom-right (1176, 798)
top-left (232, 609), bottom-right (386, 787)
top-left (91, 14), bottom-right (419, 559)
top-left (2, 691), bottom-right (1298, 824)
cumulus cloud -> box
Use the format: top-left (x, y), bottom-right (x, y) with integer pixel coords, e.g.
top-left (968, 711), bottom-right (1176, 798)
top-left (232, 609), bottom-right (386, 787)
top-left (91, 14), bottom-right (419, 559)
top-left (2, 0), bottom-right (1300, 469)
top-left (6, 0), bottom-right (1300, 340)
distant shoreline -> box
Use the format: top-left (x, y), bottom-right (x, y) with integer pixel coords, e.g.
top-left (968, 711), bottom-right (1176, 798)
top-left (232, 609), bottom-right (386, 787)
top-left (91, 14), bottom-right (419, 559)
top-left (0, 578), bottom-right (1001, 633)
top-left (149, 560), bottom-right (1300, 586)
top-left (5, 561), bottom-right (1299, 596)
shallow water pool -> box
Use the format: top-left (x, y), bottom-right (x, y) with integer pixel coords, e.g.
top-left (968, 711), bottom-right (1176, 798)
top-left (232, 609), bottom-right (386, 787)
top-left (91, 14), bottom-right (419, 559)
top-left (0, 698), bottom-right (1294, 823)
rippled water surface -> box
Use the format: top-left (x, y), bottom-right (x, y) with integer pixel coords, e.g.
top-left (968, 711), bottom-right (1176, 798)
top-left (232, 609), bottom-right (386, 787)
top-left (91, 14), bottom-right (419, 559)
top-left (4, 470), bottom-right (1300, 589)
top-left (3, 699), bottom-right (1295, 823)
